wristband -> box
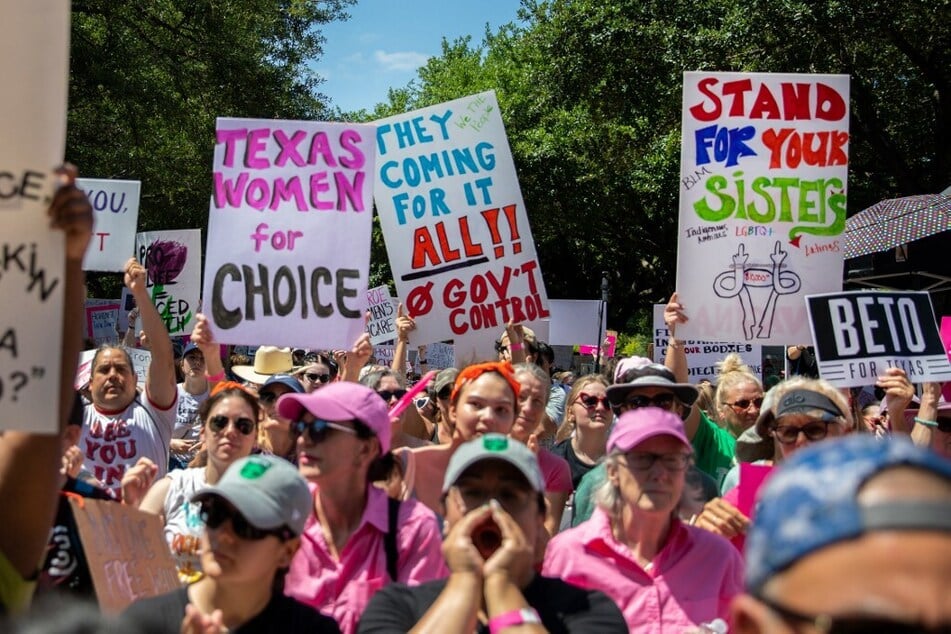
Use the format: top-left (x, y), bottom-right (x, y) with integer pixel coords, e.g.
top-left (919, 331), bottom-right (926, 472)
top-left (205, 370), bottom-right (225, 382)
top-left (508, 342), bottom-right (523, 351)
top-left (914, 416), bottom-right (938, 428)
top-left (488, 607), bottom-right (541, 634)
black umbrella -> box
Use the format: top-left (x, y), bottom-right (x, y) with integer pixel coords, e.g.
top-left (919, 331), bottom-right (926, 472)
top-left (843, 193), bottom-right (951, 259)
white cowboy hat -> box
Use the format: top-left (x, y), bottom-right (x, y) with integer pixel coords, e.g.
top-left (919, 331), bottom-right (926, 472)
top-left (231, 346), bottom-right (298, 384)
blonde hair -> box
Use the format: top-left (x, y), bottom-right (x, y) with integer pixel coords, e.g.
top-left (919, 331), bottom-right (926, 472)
top-left (554, 374), bottom-right (610, 443)
top-left (715, 353), bottom-right (762, 410)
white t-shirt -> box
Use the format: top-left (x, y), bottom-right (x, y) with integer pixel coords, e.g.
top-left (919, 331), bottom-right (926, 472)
top-left (81, 392), bottom-right (177, 498)
top-left (162, 467), bottom-right (207, 583)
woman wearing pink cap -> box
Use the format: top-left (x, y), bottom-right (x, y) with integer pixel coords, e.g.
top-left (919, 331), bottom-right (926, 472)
top-left (276, 381), bottom-right (446, 634)
top-left (543, 407), bottom-right (743, 633)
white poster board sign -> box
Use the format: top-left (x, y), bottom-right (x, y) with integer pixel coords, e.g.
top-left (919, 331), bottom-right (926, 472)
top-left (675, 72), bottom-right (849, 344)
top-left (127, 347), bottom-right (151, 385)
top-left (547, 300), bottom-right (606, 346)
top-left (806, 290), bottom-right (951, 387)
top-left (425, 342), bottom-right (455, 369)
top-left (135, 229), bottom-right (202, 337)
top-left (78, 178), bottom-right (140, 271)
top-left (84, 300), bottom-right (120, 345)
top-left (365, 285), bottom-right (398, 345)
top-left (652, 305), bottom-right (762, 381)
top-left (0, 2), bottom-right (70, 431)
top-left (374, 90), bottom-right (550, 349)
top-left (202, 118), bottom-right (376, 349)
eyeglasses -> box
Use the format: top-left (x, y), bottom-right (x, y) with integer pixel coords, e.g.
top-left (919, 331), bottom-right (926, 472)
top-left (377, 389), bottom-right (408, 402)
top-left (622, 451), bottom-right (692, 471)
top-left (437, 386), bottom-right (453, 401)
top-left (756, 592), bottom-right (951, 634)
top-left (724, 397), bottom-right (764, 411)
top-left (207, 415), bottom-right (255, 436)
top-left (199, 498), bottom-right (291, 541)
top-left (292, 418), bottom-right (358, 444)
top-left (575, 392), bottom-right (610, 409)
top-left (623, 393), bottom-right (676, 411)
top-left (771, 420), bottom-right (832, 444)
top-left (303, 372), bottom-right (331, 384)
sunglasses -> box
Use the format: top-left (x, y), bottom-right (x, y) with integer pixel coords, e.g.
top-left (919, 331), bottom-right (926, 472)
top-left (199, 498), bottom-right (291, 541)
top-left (291, 418), bottom-right (358, 444)
top-left (623, 393), bottom-right (676, 411)
top-left (207, 415), bottom-right (255, 436)
top-left (576, 392), bottom-right (610, 409)
top-left (623, 451), bottom-right (692, 472)
top-left (303, 372), bottom-right (331, 384)
top-left (377, 389), bottom-right (408, 402)
top-left (757, 592), bottom-right (951, 634)
top-left (437, 386), bottom-right (453, 400)
top-left (771, 420), bottom-right (831, 444)
top-left (724, 397), bottom-right (764, 411)
top-left (494, 341), bottom-right (508, 354)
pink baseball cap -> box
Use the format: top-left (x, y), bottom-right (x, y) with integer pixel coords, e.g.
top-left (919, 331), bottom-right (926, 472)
top-left (277, 381), bottom-right (391, 454)
top-left (607, 407), bottom-right (692, 454)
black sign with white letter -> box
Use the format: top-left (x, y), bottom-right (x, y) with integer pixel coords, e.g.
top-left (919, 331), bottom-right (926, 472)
top-left (806, 290), bottom-right (951, 387)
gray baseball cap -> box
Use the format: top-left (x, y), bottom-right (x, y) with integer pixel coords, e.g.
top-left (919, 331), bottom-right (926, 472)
top-left (442, 434), bottom-right (544, 494)
top-left (192, 455), bottom-right (312, 536)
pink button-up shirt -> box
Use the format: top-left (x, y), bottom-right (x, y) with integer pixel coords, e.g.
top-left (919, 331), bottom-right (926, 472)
top-left (285, 484), bottom-right (447, 634)
top-left (543, 507), bottom-right (743, 633)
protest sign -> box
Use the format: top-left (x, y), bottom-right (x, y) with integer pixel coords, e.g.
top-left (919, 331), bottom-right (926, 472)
top-left (548, 300), bottom-right (605, 347)
top-left (806, 290), bottom-right (951, 388)
top-left (202, 118), bottom-right (375, 349)
top-left (365, 284), bottom-right (398, 345)
top-left (373, 345), bottom-right (395, 366)
top-left (425, 342), bottom-right (455, 369)
top-left (942, 317), bottom-right (951, 402)
top-left (652, 304), bottom-right (763, 381)
top-left (675, 72), bottom-right (849, 344)
top-left (84, 300), bottom-right (120, 345)
top-left (75, 349), bottom-right (97, 389)
top-left (128, 347), bottom-right (151, 385)
top-left (118, 287), bottom-right (137, 332)
top-left (373, 90), bottom-right (550, 350)
top-left (78, 178), bottom-right (140, 271)
top-left (0, 2), bottom-right (70, 432)
top-left (136, 229), bottom-right (201, 336)
top-left (579, 330), bottom-right (617, 358)
top-left (69, 497), bottom-right (179, 614)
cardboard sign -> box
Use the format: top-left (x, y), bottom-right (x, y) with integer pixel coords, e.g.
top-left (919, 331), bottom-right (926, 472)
top-left (0, 2), bottom-right (69, 433)
top-left (675, 73), bottom-right (849, 344)
top-left (806, 290), bottom-right (951, 387)
top-left (68, 497), bottom-right (179, 614)
top-left (374, 90), bottom-right (551, 349)
top-left (365, 285), bottom-right (398, 345)
top-left (84, 301), bottom-right (120, 344)
top-left (136, 229), bottom-right (201, 336)
top-left (424, 341), bottom-right (455, 369)
top-left (203, 118), bottom-right (376, 349)
top-left (652, 304), bottom-right (763, 381)
top-left (78, 179), bottom-right (141, 271)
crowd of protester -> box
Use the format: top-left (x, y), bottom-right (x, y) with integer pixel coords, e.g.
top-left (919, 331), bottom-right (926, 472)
top-left (1, 177), bottom-right (949, 633)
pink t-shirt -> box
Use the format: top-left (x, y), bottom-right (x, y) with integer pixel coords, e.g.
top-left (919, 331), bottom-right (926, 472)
top-left (543, 507), bottom-right (744, 633)
top-left (538, 448), bottom-right (572, 493)
top-left (284, 483), bottom-right (447, 634)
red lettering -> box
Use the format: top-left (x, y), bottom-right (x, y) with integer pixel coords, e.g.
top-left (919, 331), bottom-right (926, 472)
top-left (689, 77), bottom-right (723, 121)
top-left (780, 83), bottom-right (812, 120)
top-left (411, 226), bottom-right (440, 269)
top-left (117, 439), bottom-right (138, 460)
top-left (749, 83), bottom-right (781, 119)
top-left (815, 83), bottom-right (846, 121)
top-left (722, 79), bottom-right (754, 117)
top-left (85, 439), bottom-right (101, 460)
top-left (434, 221), bottom-right (460, 263)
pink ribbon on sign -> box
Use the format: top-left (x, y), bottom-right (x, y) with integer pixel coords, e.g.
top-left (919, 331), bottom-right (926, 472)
top-left (940, 317), bottom-right (951, 402)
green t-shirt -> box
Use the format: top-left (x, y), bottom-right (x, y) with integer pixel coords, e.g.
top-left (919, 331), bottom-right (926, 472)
top-left (0, 550), bottom-right (35, 616)
top-left (570, 411), bottom-right (737, 527)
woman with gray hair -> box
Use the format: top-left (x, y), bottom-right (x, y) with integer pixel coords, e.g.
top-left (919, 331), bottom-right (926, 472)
top-left (543, 407), bottom-right (743, 632)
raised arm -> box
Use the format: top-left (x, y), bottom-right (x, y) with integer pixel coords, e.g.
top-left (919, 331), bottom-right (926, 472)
top-left (190, 313), bottom-right (224, 388)
top-left (664, 292), bottom-right (701, 440)
top-left (124, 258), bottom-right (176, 408)
top-left (391, 303), bottom-right (414, 378)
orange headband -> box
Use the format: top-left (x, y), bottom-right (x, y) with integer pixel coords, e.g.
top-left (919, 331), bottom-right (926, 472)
top-left (450, 361), bottom-right (521, 402)
top-left (210, 380), bottom-right (255, 399)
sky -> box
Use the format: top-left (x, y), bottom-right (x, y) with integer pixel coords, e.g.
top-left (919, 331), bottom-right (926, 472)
top-left (315, 0), bottom-right (524, 113)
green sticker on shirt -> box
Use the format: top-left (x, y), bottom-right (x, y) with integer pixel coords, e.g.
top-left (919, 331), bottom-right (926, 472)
top-left (483, 436), bottom-right (508, 452)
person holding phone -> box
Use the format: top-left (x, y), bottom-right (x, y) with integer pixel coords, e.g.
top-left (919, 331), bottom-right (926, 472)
top-left (358, 434), bottom-right (626, 633)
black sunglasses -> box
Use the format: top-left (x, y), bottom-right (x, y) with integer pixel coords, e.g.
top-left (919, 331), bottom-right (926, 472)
top-left (377, 389), bottom-right (408, 402)
top-left (724, 397), bottom-right (764, 411)
top-left (757, 592), bottom-right (951, 634)
top-left (207, 415), bottom-right (255, 436)
top-left (291, 418), bottom-right (359, 444)
top-left (623, 393), bottom-right (676, 411)
top-left (771, 420), bottom-right (831, 444)
top-left (304, 372), bottom-right (331, 384)
top-left (199, 498), bottom-right (291, 541)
